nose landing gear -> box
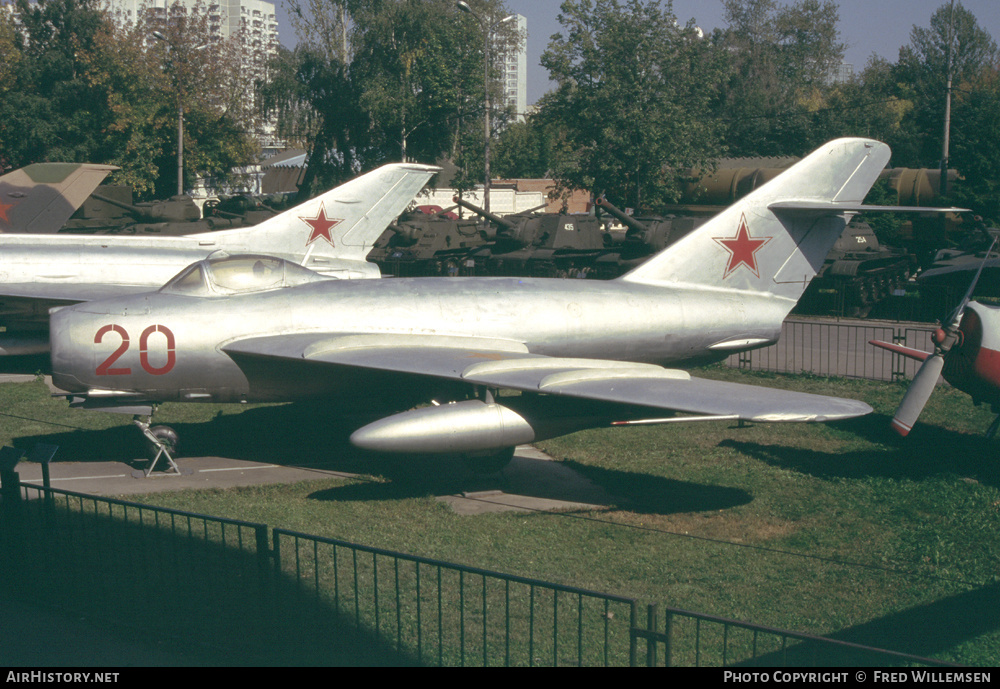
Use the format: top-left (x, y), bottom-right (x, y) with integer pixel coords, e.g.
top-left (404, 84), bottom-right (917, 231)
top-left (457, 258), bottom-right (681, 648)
top-left (133, 415), bottom-right (181, 477)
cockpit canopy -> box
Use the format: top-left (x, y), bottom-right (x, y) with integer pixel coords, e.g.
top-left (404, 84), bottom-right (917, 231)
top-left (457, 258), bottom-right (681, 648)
top-left (160, 254), bottom-right (328, 297)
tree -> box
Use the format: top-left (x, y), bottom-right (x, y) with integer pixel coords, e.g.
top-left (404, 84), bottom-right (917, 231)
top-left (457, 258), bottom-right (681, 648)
top-left (893, 1), bottom-right (999, 169)
top-left (0, 0), bottom-right (259, 198)
top-left (948, 64), bottom-right (1000, 223)
top-left (0, 0), bottom-right (115, 167)
top-left (265, 0), bottom-right (517, 197)
top-left (491, 118), bottom-right (555, 179)
top-left (798, 56), bottom-right (914, 153)
top-left (350, 0), bottom-right (484, 166)
top-left (537, 0), bottom-right (724, 211)
top-left (715, 0), bottom-right (845, 156)
top-left (142, 2), bottom-right (260, 198)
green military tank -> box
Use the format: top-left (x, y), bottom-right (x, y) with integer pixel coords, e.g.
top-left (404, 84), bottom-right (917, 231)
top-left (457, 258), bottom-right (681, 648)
top-left (59, 184), bottom-right (284, 235)
top-left (366, 205), bottom-right (492, 277)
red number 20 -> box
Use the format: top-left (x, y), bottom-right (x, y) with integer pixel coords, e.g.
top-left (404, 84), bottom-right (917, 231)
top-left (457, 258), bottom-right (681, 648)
top-left (95, 324), bottom-right (176, 376)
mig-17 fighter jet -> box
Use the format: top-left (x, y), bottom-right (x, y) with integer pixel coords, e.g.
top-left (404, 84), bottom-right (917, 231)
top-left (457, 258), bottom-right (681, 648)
top-left (0, 163), bottom-right (439, 356)
top-left (48, 139), bottom-right (962, 468)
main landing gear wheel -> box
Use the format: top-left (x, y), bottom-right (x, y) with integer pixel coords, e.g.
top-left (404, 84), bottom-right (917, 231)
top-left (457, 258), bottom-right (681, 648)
top-left (133, 416), bottom-right (181, 476)
top-left (462, 446), bottom-right (516, 474)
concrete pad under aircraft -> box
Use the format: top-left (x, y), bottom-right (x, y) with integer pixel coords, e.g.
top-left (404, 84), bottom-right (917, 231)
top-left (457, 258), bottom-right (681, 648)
top-left (10, 444), bottom-right (615, 515)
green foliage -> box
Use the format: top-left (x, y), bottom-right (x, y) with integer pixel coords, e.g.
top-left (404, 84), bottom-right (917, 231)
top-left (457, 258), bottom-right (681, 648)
top-left (0, 0), bottom-right (259, 199)
top-left (715, 0), bottom-right (845, 157)
top-left (266, 0), bottom-right (517, 196)
top-left (537, 0), bottom-right (724, 211)
top-left (949, 69), bottom-right (1000, 223)
top-left (0, 0), bottom-right (113, 166)
top-left (491, 119), bottom-right (555, 179)
top-left (351, 0), bottom-right (483, 166)
top-left (891, 2), bottom-right (999, 170)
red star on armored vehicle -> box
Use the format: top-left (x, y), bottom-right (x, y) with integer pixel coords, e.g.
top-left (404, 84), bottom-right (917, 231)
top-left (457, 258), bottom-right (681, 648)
top-left (714, 213), bottom-right (772, 279)
top-left (300, 203), bottom-right (343, 246)
top-left (0, 200), bottom-right (15, 225)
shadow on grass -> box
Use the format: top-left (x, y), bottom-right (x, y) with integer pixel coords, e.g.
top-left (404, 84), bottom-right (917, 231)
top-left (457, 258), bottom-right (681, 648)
top-left (305, 452), bottom-right (753, 516)
top-left (730, 582), bottom-right (1000, 667)
top-left (11, 401), bottom-right (754, 515)
top-left (9, 402), bottom-right (372, 467)
top-left (719, 413), bottom-right (1000, 489)
top-left (0, 498), bottom-right (422, 666)
top-left (561, 459), bottom-right (754, 515)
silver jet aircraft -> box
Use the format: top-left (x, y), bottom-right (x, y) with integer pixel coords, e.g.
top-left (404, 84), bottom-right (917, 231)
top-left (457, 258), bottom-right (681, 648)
top-left (49, 139), bottom-right (946, 466)
top-left (0, 163), bottom-right (439, 355)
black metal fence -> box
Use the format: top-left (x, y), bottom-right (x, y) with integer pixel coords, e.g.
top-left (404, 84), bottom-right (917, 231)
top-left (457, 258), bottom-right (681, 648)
top-left (0, 479), bottom-right (960, 667)
top-left (726, 318), bottom-right (937, 381)
top-left (636, 604), bottom-right (964, 668)
top-left (271, 527), bottom-right (637, 666)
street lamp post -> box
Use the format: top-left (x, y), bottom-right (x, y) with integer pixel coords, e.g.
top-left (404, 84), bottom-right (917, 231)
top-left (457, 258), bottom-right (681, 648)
top-left (940, 0), bottom-right (956, 198)
top-left (152, 30), bottom-right (207, 197)
top-left (457, 2), bottom-right (513, 214)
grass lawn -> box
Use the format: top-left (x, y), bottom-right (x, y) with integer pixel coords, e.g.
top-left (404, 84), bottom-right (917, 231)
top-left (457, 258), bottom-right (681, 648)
top-left (2, 367), bottom-right (998, 665)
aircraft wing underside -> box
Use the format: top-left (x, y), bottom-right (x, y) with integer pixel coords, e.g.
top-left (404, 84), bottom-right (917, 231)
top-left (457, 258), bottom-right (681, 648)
top-left (0, 283), bottom-right (149, 305)
top-left (223, 333), bottom-right (872, 423)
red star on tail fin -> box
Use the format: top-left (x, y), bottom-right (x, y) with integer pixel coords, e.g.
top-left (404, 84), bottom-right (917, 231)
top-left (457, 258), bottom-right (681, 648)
top-left (714, 213), bottom-right (772, 279)
top-left (300, 204), bottom-right (344, 246)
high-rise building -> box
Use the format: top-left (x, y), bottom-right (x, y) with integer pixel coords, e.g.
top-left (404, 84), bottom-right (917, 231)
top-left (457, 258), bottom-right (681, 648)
top-left (107, 0), bottom-right (278, 83)
top-left (108, 0), bottom-right (280, 150)
top-left (500, 14), bottom-right (528, 121)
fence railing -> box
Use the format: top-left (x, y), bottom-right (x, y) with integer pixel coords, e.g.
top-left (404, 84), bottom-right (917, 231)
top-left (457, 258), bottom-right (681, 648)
top-left (272, 528), bottom-right (637, 666)
top-left (0, 478), bottom-right (962, 667)
top-left (636, 604), bottom-right (964, 668)
top-left (726, 318), bottom-right (937, 381)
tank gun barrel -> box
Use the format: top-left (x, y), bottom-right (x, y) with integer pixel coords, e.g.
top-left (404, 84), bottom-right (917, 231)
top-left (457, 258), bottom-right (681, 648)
top-left (89, 192), bottom-right (157, 222)
top-left (452, 196), bottom-right (515, 231)
top-left (90, 192), bottom-right (200, 223)
top-left (429, 204), bottom-right (459, 219)
top-left (595, 196), bottom-right (649, 234)
top-left (385, 222), bottom-right (419, 246)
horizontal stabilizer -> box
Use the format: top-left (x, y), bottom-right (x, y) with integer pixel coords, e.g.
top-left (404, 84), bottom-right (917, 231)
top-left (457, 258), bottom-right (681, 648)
top-left (769, 201), bottom-right (969, 214)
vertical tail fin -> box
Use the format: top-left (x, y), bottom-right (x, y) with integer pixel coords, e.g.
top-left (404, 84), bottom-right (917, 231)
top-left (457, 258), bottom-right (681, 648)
top-left (619, 138), bottom-right (891, 303)
top-left (0, 163), bottom-right (118, 233)
top-left (206, 163), bottom-right (439, 269)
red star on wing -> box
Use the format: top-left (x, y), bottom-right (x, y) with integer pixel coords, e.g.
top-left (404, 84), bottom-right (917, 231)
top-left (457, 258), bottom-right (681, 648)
top-left (300, 203), bottom-right (343, 246)
top-left (714, 213), bottom-right (772, 279)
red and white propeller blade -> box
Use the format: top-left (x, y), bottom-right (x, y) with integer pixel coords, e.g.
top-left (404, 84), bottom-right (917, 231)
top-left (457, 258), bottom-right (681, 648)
top-left (891, 353), bottom-right (945, 436)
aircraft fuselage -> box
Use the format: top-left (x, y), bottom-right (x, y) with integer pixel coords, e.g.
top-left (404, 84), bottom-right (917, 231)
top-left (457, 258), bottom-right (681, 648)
top-left (50, 276), bottom-right (790, 409)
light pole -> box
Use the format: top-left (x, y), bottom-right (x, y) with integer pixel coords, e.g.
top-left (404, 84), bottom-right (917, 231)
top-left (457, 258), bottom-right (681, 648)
top-left (152, 30), bottom-right (207, 197)
top-left (457, 2), bottom-right (513, 214)
top-left (940, 0), bottom-right (956, 197)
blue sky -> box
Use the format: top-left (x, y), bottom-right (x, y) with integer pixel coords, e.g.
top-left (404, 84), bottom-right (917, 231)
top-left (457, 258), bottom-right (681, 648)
top-left (276, 0), bottom-right (1000, 105)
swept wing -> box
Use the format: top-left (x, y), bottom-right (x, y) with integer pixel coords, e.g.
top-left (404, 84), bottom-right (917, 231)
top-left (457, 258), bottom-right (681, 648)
top-left (222, 333), bottom-right (871, 454)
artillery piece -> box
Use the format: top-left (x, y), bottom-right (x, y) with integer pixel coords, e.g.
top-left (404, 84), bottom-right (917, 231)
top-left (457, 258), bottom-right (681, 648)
top-left (61, 184), bottom-right (279, 235)
top-left (367, 205), bottom-right (492, 277)
top-left (794, 218), bottom-right (917, 317)
top-left (451, 196), bottom-right (615, 277)
top-left (593, 195), bottom-right (706, 263)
